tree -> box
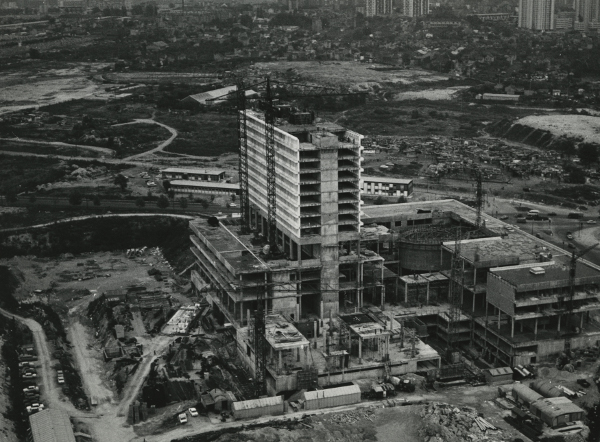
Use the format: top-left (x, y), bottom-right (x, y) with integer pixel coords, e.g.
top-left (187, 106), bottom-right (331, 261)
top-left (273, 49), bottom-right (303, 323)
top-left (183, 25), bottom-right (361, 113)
top-left (28, 194), bottom-right (37, 204)
top-left (92, 195), bottom-right (101, 206)
top-left (554, 137), bottom-right (576, 158)
top-left (179, 198), bottom-right (188, 209)
top-left (167, 189), bottom-right (175, 200)
top-left (135, 197), bottom-right (145, 208)
top-left (373, 196), bottom-right (387, 205)
top-left (578, 143), bottom-right (598, 164)
top-left (162, 180), bottom-right (171, 191)
top-left (231, 194), bottom-right (236, 202)
top-left (69, 191), bottom-right (83, 206)
top-left (157, 195), bottom-right (170, 209)
top-left (114, 174), bottom-right (128, 191)
top-left (29, 48), bottom-right (41, 59)
top-left (397, 196), bottom-right (407, 203)
top-left (200, 199), bottom-right (210, 209)
top-left (5, 191), bottom-right (17, 203)
top-left (568, 167), bottom-right (586, 184)
top-left (240, 14), bottom-right (253, 28)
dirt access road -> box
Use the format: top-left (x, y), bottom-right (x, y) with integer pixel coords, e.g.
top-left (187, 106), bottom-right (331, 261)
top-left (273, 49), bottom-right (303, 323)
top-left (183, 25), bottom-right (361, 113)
top-left (118, 119), bottom-right (178, 161)
top-left (0, 305), bottom-right (171, 442)
top-left (0, 307), bottom-right (87, 419)
top-left (0, 137), bottom-right (115, 157)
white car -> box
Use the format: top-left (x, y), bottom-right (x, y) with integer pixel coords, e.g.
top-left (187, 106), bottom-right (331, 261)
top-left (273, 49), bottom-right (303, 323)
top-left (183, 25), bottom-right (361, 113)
top-left (57, 376), bottom-right (64, 384)
top-left (587, 220), bottom-right (597, 224)
top-left (188, 408), bottom-right (198, 417)
top-left (146, 181), bottom-right (156, 187)
top-left (178, 413), bottom-right (188, 424)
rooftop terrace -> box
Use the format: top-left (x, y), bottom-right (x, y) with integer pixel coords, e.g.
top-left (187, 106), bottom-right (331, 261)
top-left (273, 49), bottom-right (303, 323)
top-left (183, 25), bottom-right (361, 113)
top-left (491, 261), bottom-right (600, 290)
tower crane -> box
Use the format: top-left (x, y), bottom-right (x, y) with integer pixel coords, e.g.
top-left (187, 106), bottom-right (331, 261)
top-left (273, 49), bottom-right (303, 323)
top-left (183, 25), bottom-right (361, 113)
top-left (564, 242), bottom-right (599, 352)
top-left (446, 228), bottom-right (465, 362)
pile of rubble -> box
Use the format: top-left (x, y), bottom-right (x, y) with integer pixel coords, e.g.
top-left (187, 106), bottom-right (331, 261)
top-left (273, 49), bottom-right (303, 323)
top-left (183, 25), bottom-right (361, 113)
top-left (320, 408), bottom-right (375, 425)
top-left (419, 402), bottom-right (506, 442)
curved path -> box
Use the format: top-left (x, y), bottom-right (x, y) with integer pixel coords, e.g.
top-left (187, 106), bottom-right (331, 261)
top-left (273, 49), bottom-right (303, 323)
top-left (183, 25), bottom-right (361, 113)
top-left (118, 119), bottom-right (179, 160)
top-left (0, 213), bottom-right (196, 234)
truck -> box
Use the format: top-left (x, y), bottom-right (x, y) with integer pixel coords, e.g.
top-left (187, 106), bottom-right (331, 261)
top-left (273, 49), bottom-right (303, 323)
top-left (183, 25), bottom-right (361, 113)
top-left (389, 376), bottom-right (416, 392)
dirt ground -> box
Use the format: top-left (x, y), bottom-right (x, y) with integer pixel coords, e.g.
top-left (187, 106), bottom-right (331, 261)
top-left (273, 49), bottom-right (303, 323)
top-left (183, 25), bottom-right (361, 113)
top-left (2, 250), bottom-right (172, 302)
top-left (0, 63), bottom-right (113, 115)
top-left (517, 114), bottom-right (600, 145)
top-left (252, 61), bottom-right (450, 91)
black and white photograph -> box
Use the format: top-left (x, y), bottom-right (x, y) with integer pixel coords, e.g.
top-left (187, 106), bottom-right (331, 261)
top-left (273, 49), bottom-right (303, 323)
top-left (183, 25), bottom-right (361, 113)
top-left (0, 0), bottom-right (600, 440)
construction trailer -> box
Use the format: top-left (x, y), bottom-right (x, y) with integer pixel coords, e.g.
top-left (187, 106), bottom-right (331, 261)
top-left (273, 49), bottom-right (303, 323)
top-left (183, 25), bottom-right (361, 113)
top-left (302, 384), bottom-right (361, 410)
top-left (231, 396), bottom-right (285, 420)
top-left (484, 367), bottom-right (513, 385)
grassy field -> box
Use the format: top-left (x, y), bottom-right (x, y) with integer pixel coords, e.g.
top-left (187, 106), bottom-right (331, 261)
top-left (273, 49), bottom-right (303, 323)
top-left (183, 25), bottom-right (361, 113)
top-left (157, 111), bottom-right (238, 157)
top-left (40, 99), bottom-right (153, 123)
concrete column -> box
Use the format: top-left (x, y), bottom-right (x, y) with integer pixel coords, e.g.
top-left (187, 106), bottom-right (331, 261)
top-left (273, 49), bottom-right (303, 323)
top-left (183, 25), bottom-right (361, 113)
top-left (534, 318), bottom-right (538, 337)
top-left (498, 309), bottom-right (501, 330)
top-left (296, 301), bottom-right (300, 322)
top-left (358, 337), bottom-right (362, 363)
top-left (320, 300), bottom-right (324, 320)
top-left (240, 301), bottom-right (244, 325)
top-left (381, 263), bottom-right (385, 309)
top-left (580, 314), bottom-right (584, 330)
top-left (278, 350), bottom-right (282, 373)
top-left (472, 293), bottom-right (476, 313)
top-left (297, 347), bottom-right (301, 362)
top-left (426, 281), bottom-right (430, 304)
top-left (557, 315), bottom-right (561, 332)
top-left (313, 321), bottom-right (318, 349)
top-left (404, 280), bottom-right (408, 303)
top-left (304, 346), bottom-right (308, 367)
top-left (511, 317), bottom-right (514, 338)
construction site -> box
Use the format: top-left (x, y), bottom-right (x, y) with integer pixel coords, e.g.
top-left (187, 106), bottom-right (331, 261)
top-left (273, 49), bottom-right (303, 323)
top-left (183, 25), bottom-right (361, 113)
top-left (185, 80), bottom-right (600, 440)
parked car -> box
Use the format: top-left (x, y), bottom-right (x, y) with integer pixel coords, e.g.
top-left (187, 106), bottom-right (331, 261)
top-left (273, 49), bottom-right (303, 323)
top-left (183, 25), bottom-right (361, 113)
top-left (23, 386), bottom-right (39, 393)
top-left (568, 243), bottom-right (576, 249)
top-left (499, 215), bottom-right (509, 220)
top-left (567, 233), bottom-right (574, 239)
top-left (178, 413), bottom-right (188, 424)
top-left (548, 212), bottom-right (557, 216)
top-left (188, 408), bottom-right (198, 417)
top-left (587, 220), bottom-right (597, 224)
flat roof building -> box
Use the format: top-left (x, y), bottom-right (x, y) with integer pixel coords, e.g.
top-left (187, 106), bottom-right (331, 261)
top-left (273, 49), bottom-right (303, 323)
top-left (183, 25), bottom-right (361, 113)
top-left (28, 409), bottom-right (76, 442)
top-left (161, 167), bottom-right (227, 182)
top-left (361, 176), bottom-right (414, 198)
top-left (171, 180), bottom-right (240, 196)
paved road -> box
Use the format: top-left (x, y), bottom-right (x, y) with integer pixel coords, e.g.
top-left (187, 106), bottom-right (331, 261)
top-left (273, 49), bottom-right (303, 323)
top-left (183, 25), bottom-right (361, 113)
top-left (0, 137), bottom-right (115, 156)
top-left (119, 119), bottom-right (179, 161)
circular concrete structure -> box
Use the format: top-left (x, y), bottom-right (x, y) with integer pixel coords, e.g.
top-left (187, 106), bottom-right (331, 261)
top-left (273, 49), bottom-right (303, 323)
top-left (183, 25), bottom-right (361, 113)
top-left (398, 226), bottom-right (478, 273)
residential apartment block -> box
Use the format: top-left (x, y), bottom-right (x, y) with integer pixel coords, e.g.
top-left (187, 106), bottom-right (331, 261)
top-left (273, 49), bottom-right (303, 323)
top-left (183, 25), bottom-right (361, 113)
top-left (519, 0), bottom-right (555, 30)
top-left (403, 0), bottom-right (429, 17)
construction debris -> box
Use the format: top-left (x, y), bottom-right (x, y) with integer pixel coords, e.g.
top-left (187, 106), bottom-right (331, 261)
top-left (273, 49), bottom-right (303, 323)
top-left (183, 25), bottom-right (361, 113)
top-left (419, 402), bottom-right (506, 442)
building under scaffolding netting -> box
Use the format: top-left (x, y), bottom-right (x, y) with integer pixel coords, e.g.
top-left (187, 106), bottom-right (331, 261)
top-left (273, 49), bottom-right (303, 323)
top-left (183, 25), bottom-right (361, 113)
top-left (397, 225), bottom-right (491, 274)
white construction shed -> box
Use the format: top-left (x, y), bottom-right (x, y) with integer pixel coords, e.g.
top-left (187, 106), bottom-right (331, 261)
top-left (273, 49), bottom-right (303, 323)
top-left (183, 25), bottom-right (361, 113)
top-left (231, 395), bottom-right (285, 420)
top-left (302, 384), bottom-right (362, 410)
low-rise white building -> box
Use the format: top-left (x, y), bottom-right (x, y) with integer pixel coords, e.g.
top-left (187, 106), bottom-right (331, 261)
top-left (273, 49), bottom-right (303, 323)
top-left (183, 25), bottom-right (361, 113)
top-left (361, 176), bottom-right (413, 197)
